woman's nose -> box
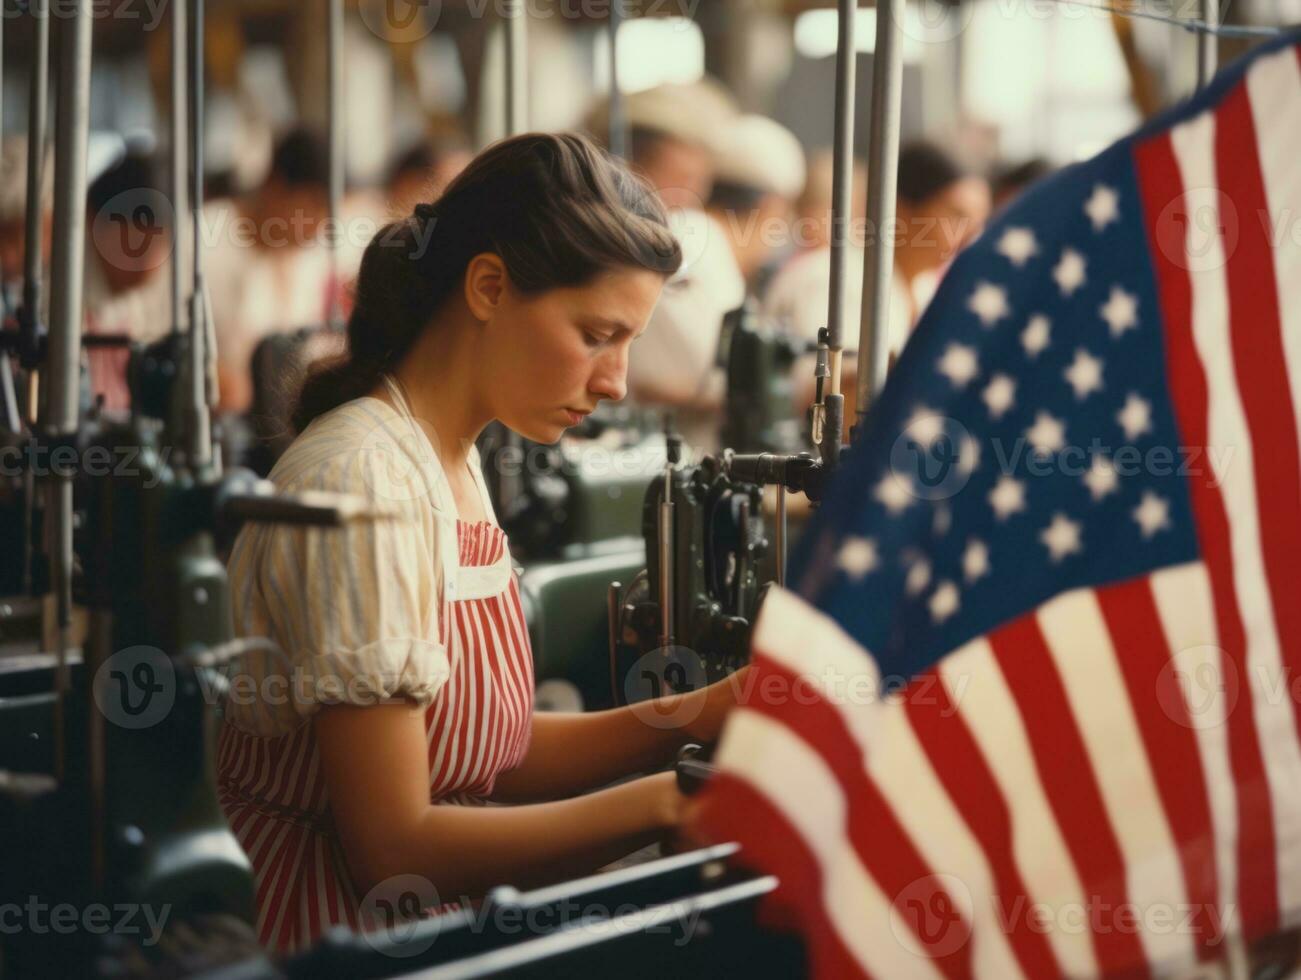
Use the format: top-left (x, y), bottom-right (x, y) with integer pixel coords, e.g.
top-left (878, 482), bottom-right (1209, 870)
top-left (589, 348), bottom-right (628, 404)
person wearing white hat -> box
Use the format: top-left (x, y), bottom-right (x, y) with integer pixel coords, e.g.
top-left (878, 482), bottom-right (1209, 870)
top-left (706, 113), bottom-right (807, 289)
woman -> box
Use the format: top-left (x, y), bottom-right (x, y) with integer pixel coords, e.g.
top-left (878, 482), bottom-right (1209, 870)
top-left (218, 133), bottom-right (745, 952)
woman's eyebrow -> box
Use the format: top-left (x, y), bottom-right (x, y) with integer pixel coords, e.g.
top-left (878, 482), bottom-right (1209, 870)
top-left (583, 315), bottom-right (633, 334)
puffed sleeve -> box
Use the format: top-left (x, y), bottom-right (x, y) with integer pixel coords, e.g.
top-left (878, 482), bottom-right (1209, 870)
top-left (250, 447), bottom-right (451, 721)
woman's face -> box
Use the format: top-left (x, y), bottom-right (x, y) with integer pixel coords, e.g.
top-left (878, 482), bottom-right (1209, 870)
top-left (484, 266), bottom-right (666, 443)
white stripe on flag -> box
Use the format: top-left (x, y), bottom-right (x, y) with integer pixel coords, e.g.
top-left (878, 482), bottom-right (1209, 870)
top-left (1149, 563), bottom-right (1240, 944)
top-left (1245, 46), bottom-right (1301, 473)
top-left (868, 686), bottom-right (1028, 979)
top-left (939, 638), bottom-right (1098, 978)
top-left (752, 586), bottom-right (883, 742)
top-left (714, 708), bottom-right (946, 980)
top-left (1036, 589), bottom-right (1194, 970)
top-left (1170, 107), bottom-right (1301, 921)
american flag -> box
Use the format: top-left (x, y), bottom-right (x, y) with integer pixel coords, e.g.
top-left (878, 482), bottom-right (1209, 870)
top-left (695, 32), bottom-right (1301, 980)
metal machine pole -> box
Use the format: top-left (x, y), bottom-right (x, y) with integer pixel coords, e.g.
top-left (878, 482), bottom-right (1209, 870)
top-left (1196, 0), bottom-right (1218, 90)
top-left (326, 0), bottom-right (345, 330)
top-left (20, 0), bottom-right (50, 599)
top-left (188, 0), bottom-right (212, 469)
top-left (44, 0), bottom-right (93, 799)
top-left (826, 0), bottom-right (857, 358)
top-left (812, 0), bottom-right (857, 462)
top-left (504, 0), bottom-right (527, 136)
top-left (856, 0), bottom-right (905, 430)
top-left (170, 0), bottom-right (188, 336)
top-left (607, 3), bottom-right (626, 159)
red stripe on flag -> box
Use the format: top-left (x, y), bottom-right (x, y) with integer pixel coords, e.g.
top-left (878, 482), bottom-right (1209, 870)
top-left (1218, 81), bottom-right (1301, 750)
top-left (988, 616), bottom-right (1150, 977)
top-left (745, 655), bottom-right (977, 980)
top-left (696, 771), bottom-right (872, 980)
top-left (1133, 128), bottom-right (1280, 938)
top-left (1095, 577), bottom-right (1220, 960)
top-left (904, 667), bottom-right (1065, 978)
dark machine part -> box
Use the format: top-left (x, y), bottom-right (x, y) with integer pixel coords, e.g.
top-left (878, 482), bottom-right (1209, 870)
top-left (718, 299), bottom-right (811, 456)
top-left (0, 1), bottom-right (371, 975)
top-left (281, 844), bottom-right (801, 980)
top-left (609, 433), bottom-right (768, 705)
top-left (478, 407), bottom-right (665, 562)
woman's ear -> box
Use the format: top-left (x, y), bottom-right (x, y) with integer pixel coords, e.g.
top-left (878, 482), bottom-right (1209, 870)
top-left (464, 252), bottom-right (509, 322)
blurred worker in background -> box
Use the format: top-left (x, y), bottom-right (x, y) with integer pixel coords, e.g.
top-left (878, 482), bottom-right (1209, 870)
top-left (706, 113), bottom-right (807, 296)
top-left (386, 130), bottom-right (473, 217)
top-left (83, 148), bottom-right (173, 412)
top-left (894, 139), bottom-right (991, 323)
top-left (0, 138), bottom-right (51, 315)
top-left (611, 81), bottom-right (746, 452)
top-left (205, 127), bottom-right (341, 413)
top-left (765, 139), bottom-right (990, 422)
top-left (991, 155), bottom-right (1054, 213)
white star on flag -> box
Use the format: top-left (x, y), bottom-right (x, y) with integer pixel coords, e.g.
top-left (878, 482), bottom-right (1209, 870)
top-left (1054, 249), bottom-right (1087, 296)
top-left (1084, 183), bottom-right (1121, 231)
top-left (1100, 286), bottom-right (1139, 337)
top-left (836, 536), bottom-right (879, 579)
top-left (1133, 491), bottom-right (1172, 538)
top-left (988, 474), bottom-right (1027, 521)
top-left (1041, 512), bottom-right (1083, 562)
top-left (1022, 315), bottom-right (1051, 358)
top-left (962, 538), bottom-right (990, 583)
top-left (983, 373), bottom-right (1017, 419)
top-left (1064, 348), bottom-right (1105, 400)
top-left (933, 504), bottom-right (953, 538)
top-left (1026, 411), bottom-right (1067, 456)
top-left (904, 406), bottom-right (947, 447)
top-left (996, 227), bottom-right (1038, 267)
top-left (1117, 393), bottom-right (1153, 441)
top-left (937, 343), bottom-right (980, 388)
top-left (905, 556), bottom-right (932, 597)
top-left (875, 474), bottom-right (915, 514)
top-left (958, 435), bottom-right (981, 476)
top-left (1083, 454), bottom-right (1119, 501)
top-left (929, 580), bottom-right (960, 624)
top-left (968, 281), bottom-right (1011, 327)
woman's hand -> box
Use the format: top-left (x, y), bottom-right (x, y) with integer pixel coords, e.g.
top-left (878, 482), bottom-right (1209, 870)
top-left (682, 664), bottom-right (753, 745)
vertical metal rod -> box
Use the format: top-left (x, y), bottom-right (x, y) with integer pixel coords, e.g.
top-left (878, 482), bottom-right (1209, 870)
top-left (607, 3), bottom-right (625, 159)
top-left (45, 0), bottom-right (94, 800)
top-left (1196, 0), bottom-right (1218, 91)
top-left (326, 0), bottom-right (345, 330)
top-left (21, 0), bottom-right (51, 601)
top-left (504, 0), bottom-right (527, 136)
top-left (825, 0), bottom-right (857, 358)
top-left (856, 0), bottom-right (905, 431)
top-left (170, 0), bottom-right (188, 336)
top-left (658, 468), bottom-right (674, 652)
top-left (775, 485), bottom-right (787, 588)
top-left (188, 0), bottom-right (211, 468)
top-left (22, 0), bottom-right (50, 356)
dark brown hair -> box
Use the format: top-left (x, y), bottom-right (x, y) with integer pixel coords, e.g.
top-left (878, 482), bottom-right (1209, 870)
top-left (293, 131), bottom-right (683, 432)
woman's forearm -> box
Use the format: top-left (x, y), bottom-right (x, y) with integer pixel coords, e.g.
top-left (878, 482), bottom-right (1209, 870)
top-left (353, 772), bottom-right (679, 900)
top-left (491, 669), bottom-right (748, 803)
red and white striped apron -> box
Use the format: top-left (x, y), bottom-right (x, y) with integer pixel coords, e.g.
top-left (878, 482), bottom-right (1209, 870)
top-left (216, 516), bottom-right (535, 953)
